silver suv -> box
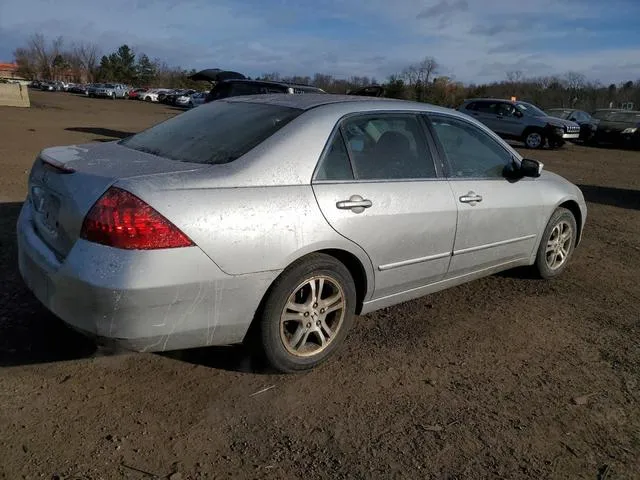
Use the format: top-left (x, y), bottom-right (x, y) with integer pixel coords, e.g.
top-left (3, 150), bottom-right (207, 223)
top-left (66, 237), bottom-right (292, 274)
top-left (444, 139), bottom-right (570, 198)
top-left (458, 98), bottom-right (580, 149)
top-left (92, 83), bottom-right (129, 99)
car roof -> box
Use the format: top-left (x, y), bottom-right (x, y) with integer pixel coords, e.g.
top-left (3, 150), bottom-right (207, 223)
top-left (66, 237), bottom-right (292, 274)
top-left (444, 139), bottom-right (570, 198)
top-left (224, 93), bottom-right (456, 114)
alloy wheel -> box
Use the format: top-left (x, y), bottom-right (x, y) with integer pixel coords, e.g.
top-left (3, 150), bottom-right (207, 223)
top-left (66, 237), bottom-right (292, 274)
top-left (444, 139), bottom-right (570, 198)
top-left (280, 275), bottom-right (345, 357)
top-left (526, 132), bottom-right (543, 149)
top-left (545, 221), bottom-right (573, 270)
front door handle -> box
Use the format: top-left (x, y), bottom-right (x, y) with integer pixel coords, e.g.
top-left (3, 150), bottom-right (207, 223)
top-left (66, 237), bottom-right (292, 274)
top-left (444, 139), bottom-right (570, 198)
top-left (459, 191), bottom-right (483, 204)
top-left (336, 195), bottom-right (372, 214)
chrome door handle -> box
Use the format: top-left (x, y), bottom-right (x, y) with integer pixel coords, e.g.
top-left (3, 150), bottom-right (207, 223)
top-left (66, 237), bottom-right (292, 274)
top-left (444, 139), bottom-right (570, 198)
top-left (459, 192), bottom-right (483, 204)
top-left (336, 195), bottom-right (372, 213)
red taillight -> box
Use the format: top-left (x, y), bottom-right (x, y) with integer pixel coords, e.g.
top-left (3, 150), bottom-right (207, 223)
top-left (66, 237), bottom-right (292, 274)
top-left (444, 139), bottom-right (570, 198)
top-left (80, 187), bottom-right (194, 250)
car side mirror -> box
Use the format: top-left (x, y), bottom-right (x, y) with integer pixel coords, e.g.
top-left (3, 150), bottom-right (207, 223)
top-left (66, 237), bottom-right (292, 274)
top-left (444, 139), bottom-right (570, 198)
top-left (569, 117), bottom-right (577, 122)
top-left (520, 158), bottom-right (543, 177)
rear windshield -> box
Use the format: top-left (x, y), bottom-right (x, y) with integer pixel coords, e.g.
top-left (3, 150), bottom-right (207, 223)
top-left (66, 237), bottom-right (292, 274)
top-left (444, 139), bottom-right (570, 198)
top-left (120, 101), bottom-right (302, 165)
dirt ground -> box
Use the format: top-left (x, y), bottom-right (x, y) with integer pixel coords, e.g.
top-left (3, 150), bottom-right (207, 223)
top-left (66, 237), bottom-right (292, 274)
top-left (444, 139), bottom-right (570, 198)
top-left (1, 90), bottom-right (639, 480)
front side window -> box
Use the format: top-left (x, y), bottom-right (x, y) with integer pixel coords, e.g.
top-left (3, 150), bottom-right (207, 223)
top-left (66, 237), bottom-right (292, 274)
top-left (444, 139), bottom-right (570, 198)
top-left (340, 114), bottom-right (436, 180)
top-left (120, 101), bottom-right (302, 165)
top-left (429, 115), bottom-right (512, 179)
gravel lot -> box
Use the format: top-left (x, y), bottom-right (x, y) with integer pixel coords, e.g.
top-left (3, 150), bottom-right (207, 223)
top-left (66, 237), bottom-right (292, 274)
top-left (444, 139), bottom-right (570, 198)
top-left (1, 90), bottom-right (639, 479)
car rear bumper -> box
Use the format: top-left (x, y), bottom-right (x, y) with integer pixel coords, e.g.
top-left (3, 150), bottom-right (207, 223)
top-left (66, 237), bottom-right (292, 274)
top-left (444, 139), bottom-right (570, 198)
top-left (17, 201), bottom-right (278, 352)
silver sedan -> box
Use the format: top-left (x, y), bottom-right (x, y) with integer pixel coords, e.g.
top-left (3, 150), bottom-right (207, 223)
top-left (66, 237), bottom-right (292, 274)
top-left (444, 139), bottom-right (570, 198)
top-left (17, 95), bottom-right (587, 372)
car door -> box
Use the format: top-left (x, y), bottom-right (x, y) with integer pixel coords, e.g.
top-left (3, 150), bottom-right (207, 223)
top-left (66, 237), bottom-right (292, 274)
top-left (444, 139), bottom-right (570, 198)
top-left (426, 113), bottom-right (546, 277)
top-left (312, 113), bottom-right (457, 299)
top-left (470, 101), bottom-right (503, 134)
top-left (495, 103), bottom-right (524, 138)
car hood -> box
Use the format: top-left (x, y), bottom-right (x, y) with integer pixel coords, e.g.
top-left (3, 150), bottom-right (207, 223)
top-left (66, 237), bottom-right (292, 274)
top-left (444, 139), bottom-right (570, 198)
top-left (537, 116), bottom-right (579, 128)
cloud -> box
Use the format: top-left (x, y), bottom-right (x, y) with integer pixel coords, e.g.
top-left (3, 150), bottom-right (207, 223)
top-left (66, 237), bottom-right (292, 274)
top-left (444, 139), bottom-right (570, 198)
top-left (0, 0), bottom-right (639, 84)
top-left (416, 0), bottom-right (469, 19)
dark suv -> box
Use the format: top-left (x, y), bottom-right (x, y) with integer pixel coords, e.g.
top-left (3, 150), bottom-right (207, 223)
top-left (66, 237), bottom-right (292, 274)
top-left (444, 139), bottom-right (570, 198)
top-left (205, 79), bottom-right (326, 103)
top-left (458, 98), bottom-right (581, 149)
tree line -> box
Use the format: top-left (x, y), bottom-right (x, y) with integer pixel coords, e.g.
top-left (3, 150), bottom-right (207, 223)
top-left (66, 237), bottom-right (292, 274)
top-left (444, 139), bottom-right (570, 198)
top-left (13, 34), bottom-right (202, 89)
top-left (13, 34), bottom-right (640, 111)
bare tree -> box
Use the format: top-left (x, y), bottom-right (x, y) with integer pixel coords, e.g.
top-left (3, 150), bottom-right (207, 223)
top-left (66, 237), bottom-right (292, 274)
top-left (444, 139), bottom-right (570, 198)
top-left (401, 56), bottom-right (439, 101)
top-left (505, 70), bottom-right (524, 83)
top-left (74, 42), bottom-right (100, 82)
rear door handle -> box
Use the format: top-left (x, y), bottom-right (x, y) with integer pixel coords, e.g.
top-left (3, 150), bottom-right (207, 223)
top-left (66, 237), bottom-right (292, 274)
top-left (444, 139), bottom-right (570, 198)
top-left (459, 192), bottom-right (483, 204)
top-left (336, 195), bottom-right (372, 214)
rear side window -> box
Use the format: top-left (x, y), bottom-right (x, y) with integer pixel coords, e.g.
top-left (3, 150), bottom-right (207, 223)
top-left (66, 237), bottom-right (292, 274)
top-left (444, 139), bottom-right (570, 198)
top-left (120, 101), bottom-right (302, 165)
top-left (315, 132), bottom-right (354, 181)
top-left (340, 114), bottom-right (437, 180)
top-left (475, 102), bottom-right (500, 114)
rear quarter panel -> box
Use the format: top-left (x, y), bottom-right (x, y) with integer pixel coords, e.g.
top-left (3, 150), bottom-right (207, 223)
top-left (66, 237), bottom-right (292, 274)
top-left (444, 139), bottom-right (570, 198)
top-left (115, 179), bottom-right (376, 300)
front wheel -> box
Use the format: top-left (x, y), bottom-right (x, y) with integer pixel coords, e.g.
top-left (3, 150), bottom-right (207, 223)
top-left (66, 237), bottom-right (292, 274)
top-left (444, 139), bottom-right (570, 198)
top-left (524, 130), bottom-right (545, 149)
top-left (257, 254), bottom-right (356, 373)
top-left (534, 208), bottom-right (577, 279)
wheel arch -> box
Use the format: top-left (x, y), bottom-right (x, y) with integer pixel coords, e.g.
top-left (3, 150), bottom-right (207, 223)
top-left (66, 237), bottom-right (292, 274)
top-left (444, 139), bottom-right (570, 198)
top-left (558, 199), bottom-right (583, 246)
top-left (243, 248), bottom-right (373, 346)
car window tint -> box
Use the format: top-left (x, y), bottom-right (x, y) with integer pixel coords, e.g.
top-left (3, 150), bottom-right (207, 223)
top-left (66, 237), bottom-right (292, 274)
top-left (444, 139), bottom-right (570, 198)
top-left (576, 111), bottom-right (590, 122)
top-left (341, 114), bottom-right (436, 180)
top-left (465, 102), bottom-right (477, 111)
top-left (430, 115), bottom-right (512, 179)
top-left (120, 101), bottom-right (302, 165)
top-left (475, 102), bottom-right (498, 114)
top-left (230, 83), bottom-right (264, 96)
top-left (497, 103), bottom-right (515, 116)
top-left (315, 132), bottom-right (354, 181)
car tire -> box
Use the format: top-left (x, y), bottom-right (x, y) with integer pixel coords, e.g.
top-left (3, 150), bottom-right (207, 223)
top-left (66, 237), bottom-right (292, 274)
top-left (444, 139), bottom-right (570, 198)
top-left (523, 129), bottom-right (545, 149)
top-left (145, 97), bottom-right (151, 102)
top-left (257, 253), bottom-right (356, 373)
top-left (534, 208), bottom-right (577, 279)
top-left (111, 93), bottom-right (116, 100)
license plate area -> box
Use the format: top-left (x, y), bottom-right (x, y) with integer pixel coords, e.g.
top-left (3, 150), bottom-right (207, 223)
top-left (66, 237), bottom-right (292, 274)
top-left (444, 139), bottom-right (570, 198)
top-left (31, 186), bottom-right (61, 238)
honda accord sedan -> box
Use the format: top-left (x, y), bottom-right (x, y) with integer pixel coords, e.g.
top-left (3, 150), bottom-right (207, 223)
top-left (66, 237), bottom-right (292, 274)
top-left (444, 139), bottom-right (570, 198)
top-left (18, 95), bottom-right (586, 372)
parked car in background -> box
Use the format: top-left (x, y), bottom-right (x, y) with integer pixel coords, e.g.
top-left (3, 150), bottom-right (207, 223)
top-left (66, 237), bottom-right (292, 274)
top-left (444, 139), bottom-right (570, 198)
top-left (87, 84), bottom-right (103, 97)
top-left (204, 79), bottom-right (326, 103)
top-left (458, 98), bottom-right (581, 149)
top-left (162, 89), bottom-right (196, 105)
top-left (347, 85), bottom-right (386, 97)
top-left (141, 89), bottom-right (170, 102)
top-left (175, 91), bottom-right (207, 108)
top-left (91, 83), bottom-right (129, 99)
top-left (17, 95), bottom-right (586, 373)
top-left (546, 108), bottom-right (598, 143)
top-left (127, 88), bottom-right (147, 100)
top-left (591, 109), bottom-right (640, 149)
top-left (68, 84), bottom-right (88, 94)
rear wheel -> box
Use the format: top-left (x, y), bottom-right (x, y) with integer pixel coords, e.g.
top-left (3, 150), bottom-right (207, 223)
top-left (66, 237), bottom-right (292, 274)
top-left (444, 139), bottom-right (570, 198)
top-left (111, 92), bottom-right (116, 100)
top-left (524, 130), bottom-right (545, 149)
top-left (257, 254), bottom-right (356, 373)
top-left (534, 208), bottom-right (577, 279)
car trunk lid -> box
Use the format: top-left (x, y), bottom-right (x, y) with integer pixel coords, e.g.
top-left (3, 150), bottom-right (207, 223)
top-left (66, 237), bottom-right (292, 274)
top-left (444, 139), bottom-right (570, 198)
top-left (27, 141), bottom-right (205, 259)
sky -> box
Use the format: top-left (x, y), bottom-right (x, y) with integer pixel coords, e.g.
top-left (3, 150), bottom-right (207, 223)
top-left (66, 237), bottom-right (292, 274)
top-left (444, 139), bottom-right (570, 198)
top-left (1, 0), bottom-right (639, 84)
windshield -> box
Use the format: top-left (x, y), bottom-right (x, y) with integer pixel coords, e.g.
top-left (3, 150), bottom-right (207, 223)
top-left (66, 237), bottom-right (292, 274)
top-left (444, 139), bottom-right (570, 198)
top-left (515, 102), bottom-right (547, 117)
top-left (120, 101), bottom-right (302, 164)
top-left (547, 109), bottom-right (572, 119)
